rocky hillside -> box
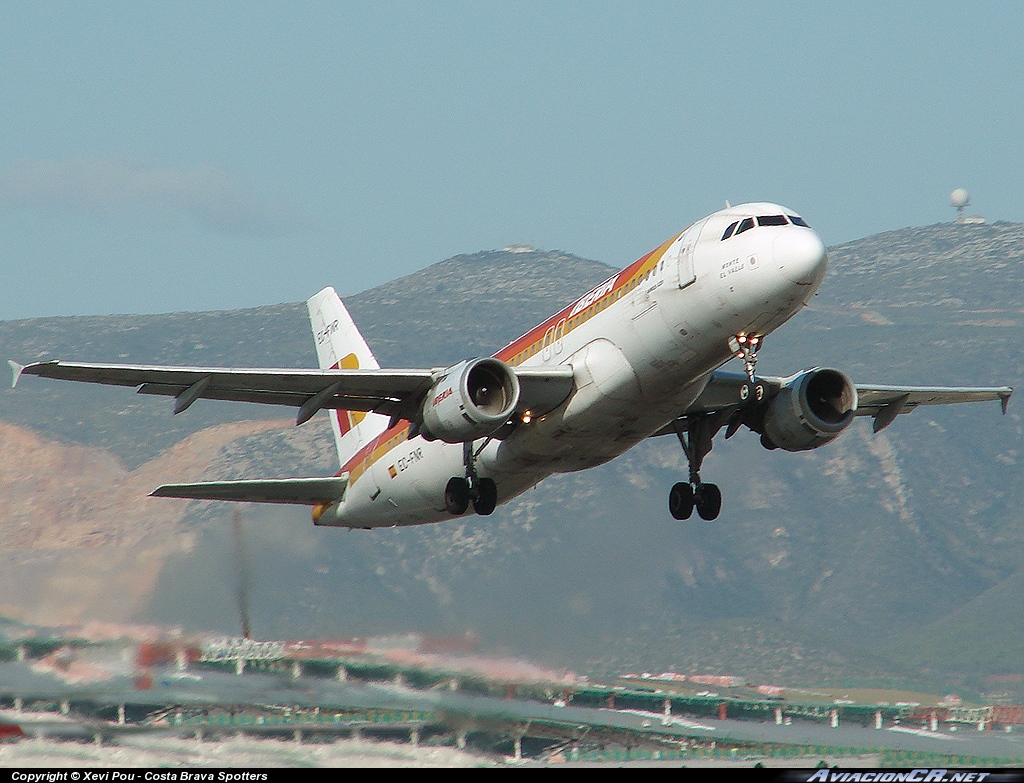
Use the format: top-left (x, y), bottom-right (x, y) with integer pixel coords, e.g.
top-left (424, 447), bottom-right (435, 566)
top-left (0, 249), bottom-right (614, 468)
top-left (0, 418), bottom-right (293, 625)
top-left (0, 229), bottom-right (1021, 694)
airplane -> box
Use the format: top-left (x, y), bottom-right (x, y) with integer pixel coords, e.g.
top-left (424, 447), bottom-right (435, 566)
top-left (9, 202), bottom-right (1014, 527)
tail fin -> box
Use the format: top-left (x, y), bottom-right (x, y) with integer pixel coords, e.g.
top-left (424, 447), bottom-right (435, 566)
top-left (306, 287), bottom-right (389, 467)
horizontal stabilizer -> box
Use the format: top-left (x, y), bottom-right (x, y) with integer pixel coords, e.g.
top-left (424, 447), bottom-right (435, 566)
top-left (7, 360), bottom-right (25, 388)
top-left (151, 476), bottom-right (348, 505)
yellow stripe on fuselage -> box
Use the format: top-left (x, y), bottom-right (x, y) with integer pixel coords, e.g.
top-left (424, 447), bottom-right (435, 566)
top-left (341, 231), bottom-right (682, 486)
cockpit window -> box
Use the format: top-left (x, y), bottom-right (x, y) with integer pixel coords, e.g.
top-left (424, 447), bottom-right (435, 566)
top-left (722, 214), bottom-right (810, 240)
top-left (735, 217), bottom-right (755, 235)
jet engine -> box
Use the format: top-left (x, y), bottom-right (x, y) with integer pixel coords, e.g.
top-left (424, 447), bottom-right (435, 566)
top-left (419, 358), bottom-right (520, 443)
top-left (760, 368), bottom-right (858, 451)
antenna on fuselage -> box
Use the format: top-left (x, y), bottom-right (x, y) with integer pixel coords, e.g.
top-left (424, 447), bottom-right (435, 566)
top-left (724, 200), bottom-right (732, 209)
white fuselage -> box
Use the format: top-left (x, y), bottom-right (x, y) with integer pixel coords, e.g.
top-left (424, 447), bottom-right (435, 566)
top-left (316, 203), bottom-right (828, 528)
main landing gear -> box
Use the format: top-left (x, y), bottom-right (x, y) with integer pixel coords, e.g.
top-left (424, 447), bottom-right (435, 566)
top-left (669, 481), bottom-right (722, 522)
top-left (444, 441), bottom-right (497, 516)
top-left (668, 333), bottom-right (765, 521)
top-left (669, 414), bottom-right (726, 521)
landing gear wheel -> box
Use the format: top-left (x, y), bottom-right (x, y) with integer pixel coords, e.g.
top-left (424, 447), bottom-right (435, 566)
top-left (694, 483), bottom-right (722, 521)
top-left (444, 477), bottom-right (470, 515)
top-left (472, 477), bottom-right (497, 516)
top-left (669, 482), bottom-right (694, 520)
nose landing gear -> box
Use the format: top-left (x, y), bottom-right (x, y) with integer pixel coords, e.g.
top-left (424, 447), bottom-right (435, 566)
top-left (729, 332), bottom-right (763, 384)
top-left (444, 441), bottom-right (498, 516)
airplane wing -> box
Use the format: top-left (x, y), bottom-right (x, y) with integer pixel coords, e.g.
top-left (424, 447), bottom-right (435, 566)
top-left (8, 359), bottom-right (575, 425)
top-left (662, 369), bottom-right (1012, 435)
top-left (853, 383), bottom-right (1013, 430)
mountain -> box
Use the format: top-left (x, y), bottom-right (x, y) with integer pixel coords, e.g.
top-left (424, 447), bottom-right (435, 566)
top-left (0, 249), bottom-right (615, 468)
top-left (0, 231), bottom-right (1021, 694)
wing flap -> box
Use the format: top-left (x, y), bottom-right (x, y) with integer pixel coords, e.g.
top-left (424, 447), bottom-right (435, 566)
top-left (515, 365), bottom-right (575, 416)
top-left (151, 476), bottom-right (348, 504)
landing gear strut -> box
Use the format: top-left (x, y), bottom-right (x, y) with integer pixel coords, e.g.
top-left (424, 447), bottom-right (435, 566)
top-left (444, 441), bottom-right (497, 516)
top-left (667, 334), bottom-right (765, 521)
top-left (669, 414), bottom-right (726, 521)
top-left (729, 332), bottom-right (763, 385)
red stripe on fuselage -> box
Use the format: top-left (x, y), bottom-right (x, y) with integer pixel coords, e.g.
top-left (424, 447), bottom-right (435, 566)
top-left (337, 233), bottom-right (681, 484)
top-left (494, 235), bottom-right (675, 364)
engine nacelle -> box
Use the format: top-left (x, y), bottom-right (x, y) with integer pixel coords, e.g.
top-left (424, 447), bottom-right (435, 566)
top-left (761, 368), bottom-right (858, 452)
top-left (420, 358), bottom-right (520, 443)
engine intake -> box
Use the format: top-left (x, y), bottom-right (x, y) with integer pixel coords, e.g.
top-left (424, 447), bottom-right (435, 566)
top-left (420, 358), bottom-right (520, 443)
top-left (761, 368), bottom-right (857, 452)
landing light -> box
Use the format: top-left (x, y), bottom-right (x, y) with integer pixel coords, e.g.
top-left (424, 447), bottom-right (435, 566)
top-left (729, 333), bottom-right (762, 355)
top-left (521, 411), bottom-right (533, 424)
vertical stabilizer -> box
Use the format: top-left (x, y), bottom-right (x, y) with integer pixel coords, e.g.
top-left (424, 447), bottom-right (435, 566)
top-left (306, 287), bottom-right (389, 466)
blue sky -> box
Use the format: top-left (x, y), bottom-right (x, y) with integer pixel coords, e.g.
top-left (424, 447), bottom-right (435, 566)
top-left (2, 1), bottom-right (1022, 318)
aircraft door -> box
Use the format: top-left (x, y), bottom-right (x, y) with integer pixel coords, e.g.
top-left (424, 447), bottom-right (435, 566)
top-left (362, 459), bottom-right (384, 506)
top-left (676, 219), bottom-right (707, 289)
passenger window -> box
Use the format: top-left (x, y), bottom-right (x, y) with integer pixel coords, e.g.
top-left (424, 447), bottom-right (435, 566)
top-left (757, 215), bottom-right (789, 226)
top-left (788, 215), bottom-right (810, 227)
top-left (721, 221), bottom-right (738, 240)
top-left (736, 217), bottom-right (755, 235)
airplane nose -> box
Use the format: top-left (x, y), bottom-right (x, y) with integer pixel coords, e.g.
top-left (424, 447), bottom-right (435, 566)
top-left (773, 229), bottom-right (828, 287)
